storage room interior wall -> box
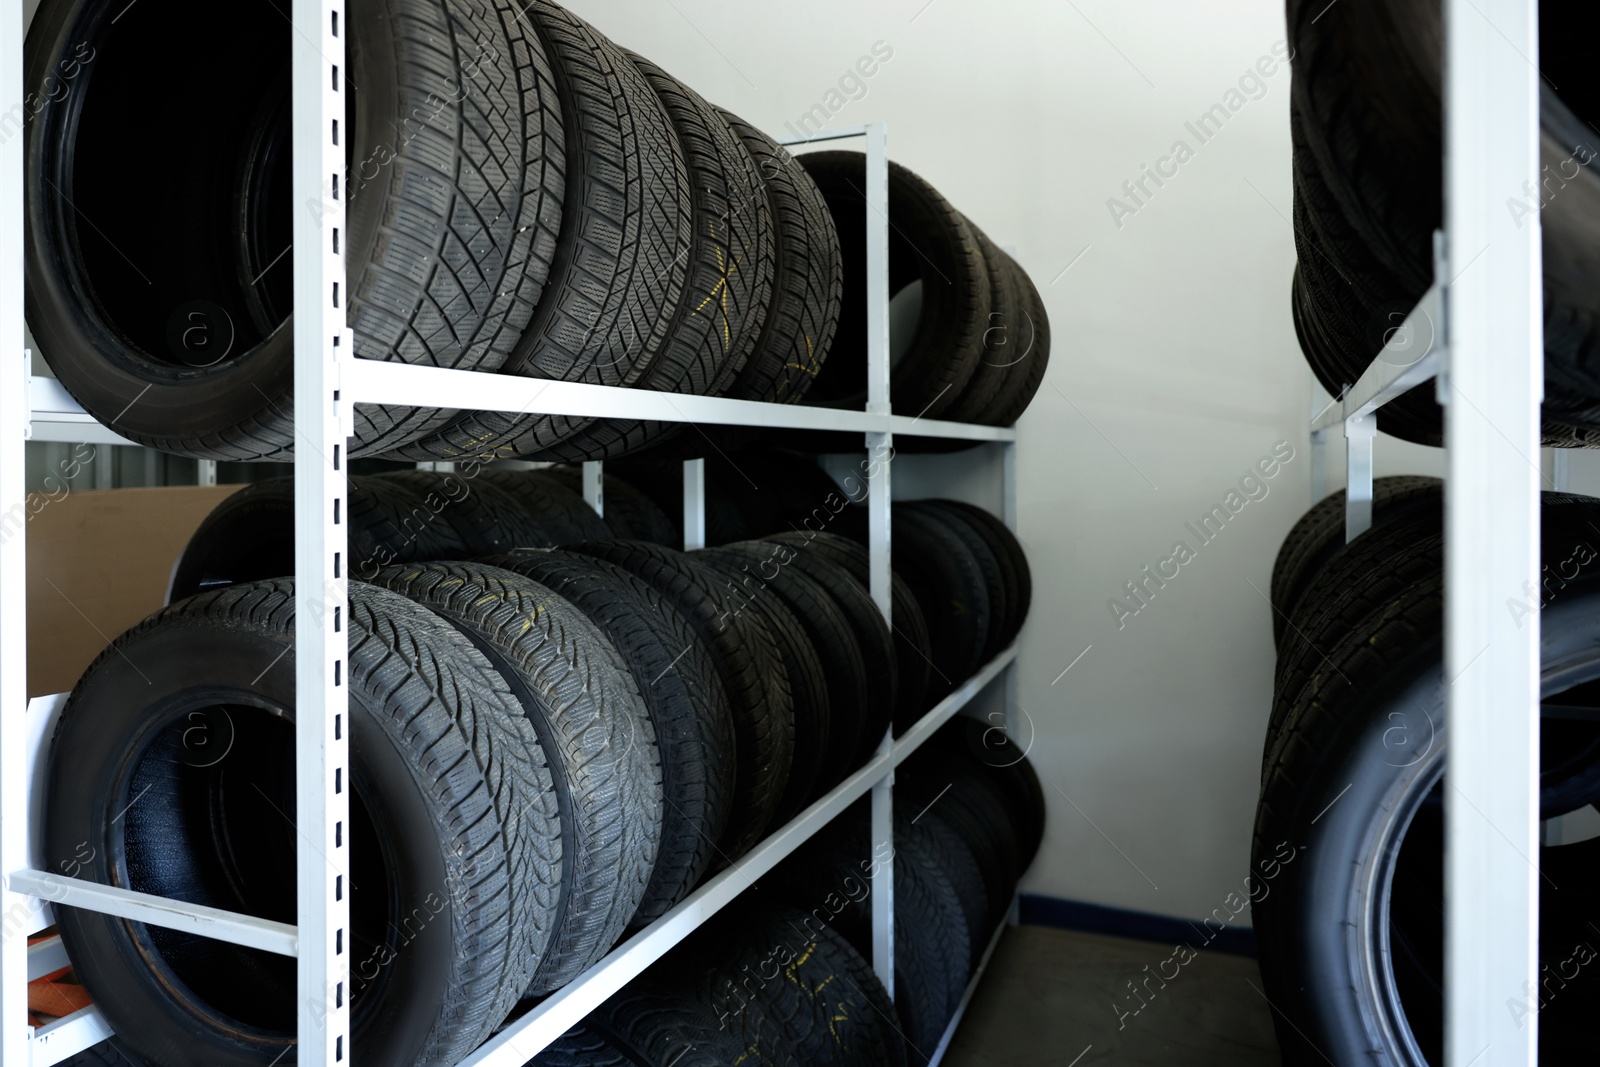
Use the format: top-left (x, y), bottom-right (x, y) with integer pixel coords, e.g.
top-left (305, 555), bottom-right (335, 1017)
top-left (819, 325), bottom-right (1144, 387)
top-left (555, 0), bottom-right (1483, 929)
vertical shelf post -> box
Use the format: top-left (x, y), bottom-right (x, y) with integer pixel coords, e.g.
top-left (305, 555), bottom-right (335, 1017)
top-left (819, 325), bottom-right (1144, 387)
top-left (0, 0), bottom-right (31, 1060)
top-left (1001, 440), bottom-right (1020, 745)
top-left (292, 0), bottom-right (352, 1063)
top-left (1343, 412), bottom-right (1375, 542)
top-left (1443, 0), bottom-right (1542, 1063)
top-left (582, 460), bottom-right (604, 518)
top-left (863, 121), bottom-right (895, 997)
top-left (682, 458), bottom-right (706, 551)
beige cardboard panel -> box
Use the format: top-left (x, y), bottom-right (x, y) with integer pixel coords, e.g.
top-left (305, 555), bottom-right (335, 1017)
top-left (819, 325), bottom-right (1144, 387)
top-left (26, 485), bottom-right (243, 698)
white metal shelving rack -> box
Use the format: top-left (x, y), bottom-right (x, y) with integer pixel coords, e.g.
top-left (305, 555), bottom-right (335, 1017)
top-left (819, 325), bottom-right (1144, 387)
top-left (1310, 0), bottom-right (1543, 1062)
top-left (0, 1), bottom-right (1026, 1063)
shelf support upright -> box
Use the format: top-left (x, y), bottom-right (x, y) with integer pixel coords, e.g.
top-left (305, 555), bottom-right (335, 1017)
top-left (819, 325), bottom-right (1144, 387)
top-left (1343, 411), bottom-right (1375, 542)
top-left (1001, 440), bottom-right (1020, 745)
top-left (862, 121), bottom-right (896, 997)
top-left (683, 459), bottom-right (706, 551)
top-left (0, 0), bottom-right (32, 1059)
top-left (292, 0), bottom-right (352, 1062)
top-left (1442, 0), bottom-right (1542, 1063)
top-left (582, 460), bottom-right (604, 518)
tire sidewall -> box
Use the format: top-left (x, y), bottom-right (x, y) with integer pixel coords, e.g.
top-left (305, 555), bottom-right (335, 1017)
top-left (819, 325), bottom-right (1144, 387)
top-left (46, 618), bottom-right (460, 1066)
top-left (1266, 590), bottom-right (1600, 1065)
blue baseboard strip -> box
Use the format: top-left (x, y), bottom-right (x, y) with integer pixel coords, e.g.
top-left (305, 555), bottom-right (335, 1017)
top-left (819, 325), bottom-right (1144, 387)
top-left (1018, 894), bottom-right (1257, 958)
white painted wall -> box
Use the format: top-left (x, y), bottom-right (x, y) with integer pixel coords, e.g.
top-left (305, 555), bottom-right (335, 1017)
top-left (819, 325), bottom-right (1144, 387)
top-left (562, 0), bottom-right (1451, 924)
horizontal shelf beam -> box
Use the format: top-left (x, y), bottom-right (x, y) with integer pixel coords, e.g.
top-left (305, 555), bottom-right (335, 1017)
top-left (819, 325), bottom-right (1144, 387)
top-left (345, 360), bottom-right (1015, 443)
top-left (457, 645), bottom-right (1016, 1067)
top-left (27, 935), bottom-right (67, 982)
top-left (24, 361), bottom-right (1015, 449)
top-left (30, 1006), bottom-right (113, 1067)
top-left (1311, 275), bottom-right (1445, 432)
top-left (892, 647), bottom-right (1017, 764)
top-left (775, 124), bottom-right (871, 146)
top-left (7, 871), bottom-right (297, 958)
top-left (27, 378), bottom-right (139, 448)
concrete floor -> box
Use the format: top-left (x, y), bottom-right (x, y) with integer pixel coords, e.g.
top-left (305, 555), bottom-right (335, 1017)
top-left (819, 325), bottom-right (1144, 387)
top-left (943, 926), bottom-right (1281, 1067)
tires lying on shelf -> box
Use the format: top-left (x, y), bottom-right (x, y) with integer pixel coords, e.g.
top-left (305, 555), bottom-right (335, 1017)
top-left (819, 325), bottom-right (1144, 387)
top-left (564, 540), bottom-right (797, 858)
top-left (24, 0), bottom-right (564, 459)
top-left (534, 901), bottom-right (904, 1067)
top-left (1267, 474), bottom-right (1441, 648)
top-left (1255, 488), bottom-right (1600, 1065)
top-left (796, 152), bottom-right (1051, 428)
top-left (1285, 0), bottom-right (1600, 446)
top-left (539, 464), bottom-right (679, 545)
top-left (762, 719), bottom-right (1046, 1063)
top-left (481, 548), bottom-right (738, 927)
top-left (830, 498), bottom-right (1031, 712)
top-left (25, 0), bottom-right (848, 463)
top-left (367, 561), bottom-right (664, 993)
top-left (168, 469), bottom-right (610, 600)
top-left (45, 580), bottom-right (565, 1067)
top-left (524, 52), bottom-right (776, 463)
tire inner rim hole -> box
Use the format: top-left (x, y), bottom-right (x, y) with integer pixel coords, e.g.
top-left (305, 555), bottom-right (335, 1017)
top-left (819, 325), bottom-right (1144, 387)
top-left (120, 704), bottom-right (391, 1034)
top-left (68, 1), bottom-right (292, 367)
top-left (1385, 678), bottom-right (1600, 1066)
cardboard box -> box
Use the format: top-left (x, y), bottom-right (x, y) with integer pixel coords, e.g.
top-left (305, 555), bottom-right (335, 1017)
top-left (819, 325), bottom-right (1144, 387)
top-left (26, 485), bottom-right (242, 698)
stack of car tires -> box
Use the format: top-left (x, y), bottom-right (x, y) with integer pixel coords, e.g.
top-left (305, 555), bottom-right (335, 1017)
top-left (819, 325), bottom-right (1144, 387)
top-left (56, 459), bottom-right (1029, 1066)
top-left (1255, 480), bottom-right (1600, 1064)
top-left (24, 0), bottom-right (842, 463)
top-left (1286, 0), bottom-right (1600, 445)
top-left (797, 153), bottom-right (1050, 427)
top-left (26, 0), bottom-right (1046, 465)
top-left (532, 719), bottom-right (1046, 1067)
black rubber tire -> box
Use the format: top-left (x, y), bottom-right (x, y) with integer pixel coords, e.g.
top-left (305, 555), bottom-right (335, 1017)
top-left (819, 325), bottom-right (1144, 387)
top-left (369, 561), bottom-right (662, 993)
top-left (540, 464), bottom-right (679, 545)
top-left (1269, 475), bottom-right (1442, 648)
top-left (397, 0), bottom-right (694, 461)
top-left (529, 1025), bottom-right (635, 1067)
top-left (482, 548), bottom-right (737, 926)
top-left (592, 928), bottom-right (800, 1067)
top-left (1286, 0), bottom-right (1600, 446)
top-left (475, 469), bottom-right (612, 543)
top-left (918, 808), bottom-right (993, 973)
top-left (45, 579), bottom-right (559, 1066)
top-left (970, 251), bottom-right (1052, 427)
top-left (168, 474), bottom-right (468, 601)
top-left (906, 502), bottom-right (1009, 664)
top-left (942, 225), bottom-right (1020, 424)
top-left (675, 903), bottom-right (908, 1067)
top-left (24, 0), bottom-right (562, 460)
top-left (1256, 497), bottom-right (1600, 1066)
top-left (1269, 493), bottom-right (1600, 808)
top-left (867, 506), bottom-right (992, 700)
top-left (769, 805), bottom-right (968, 1061)
top-left (925, 500), bottom-right (1031, 646)
top-left (717, 111), bottom-right (844, 404)
top-left (704, 540), bottom-right (875, 779)
top-left (604, 454), bottom-right (752, 547)
top-left (755, 535), bottom-right (897, 752)
top-left (767, 529), bottom-right (935, 729)
top-left (713, 447), bottom-right (856, 538)
top-left (378, 469), bottom-right (557, 553)
top-left (898, 744), bottom-right (1023, 931)
top-left (797, 152), bottom-right (991, 421)
top-left (564, 540), bottom-right (795, 858)
top-left (695, 547), bottom-right (832, 817)
top-left (532, 54), bottom-right (775, 462)
top-left (946, 718), bottom-right (1048, 873)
